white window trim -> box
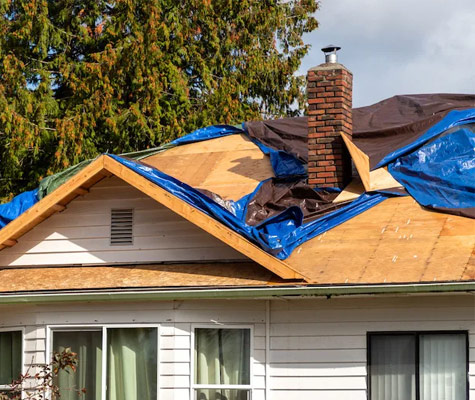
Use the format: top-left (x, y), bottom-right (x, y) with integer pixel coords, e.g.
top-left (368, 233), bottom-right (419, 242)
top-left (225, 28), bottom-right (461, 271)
top-left (46, 324), bottom-right (160, 400)
top-left (190, 324), bottom-right (254, 400)
top-left (0, 327), bottom-right (25, 397)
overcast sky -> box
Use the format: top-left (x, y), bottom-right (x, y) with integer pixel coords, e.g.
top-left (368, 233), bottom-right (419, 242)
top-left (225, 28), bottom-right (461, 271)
top-left (299, 0), bottom-right (475, 107)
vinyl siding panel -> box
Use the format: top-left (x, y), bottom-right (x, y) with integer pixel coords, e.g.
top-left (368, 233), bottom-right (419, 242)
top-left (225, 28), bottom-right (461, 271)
top-left (0, 294), bottom-right (473, 399)
top-left (0, 177), bottom-right (247, 266)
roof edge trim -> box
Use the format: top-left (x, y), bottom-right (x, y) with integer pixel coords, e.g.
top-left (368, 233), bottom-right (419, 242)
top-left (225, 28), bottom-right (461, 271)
top-left (0, 281), bottom-right (474, 304)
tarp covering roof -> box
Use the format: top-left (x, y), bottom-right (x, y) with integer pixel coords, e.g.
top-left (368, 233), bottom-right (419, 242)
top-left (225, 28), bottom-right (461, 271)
top-left (1, 94), bottom-right (474, 260)
top-left (352, 93), bottom-right (475, 168)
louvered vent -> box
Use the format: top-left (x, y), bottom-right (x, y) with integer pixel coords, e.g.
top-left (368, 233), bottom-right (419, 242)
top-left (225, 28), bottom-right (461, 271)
top-left (110, 209), bottom-right (134, 246)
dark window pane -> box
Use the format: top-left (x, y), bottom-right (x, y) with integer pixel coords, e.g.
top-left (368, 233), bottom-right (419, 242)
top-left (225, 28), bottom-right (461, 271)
top-left (195, 388), bottom-right (249, 400)
top-left (370, 334), bottom-right (416, 400)
top-left (0, 331), bottom-right (22, 384)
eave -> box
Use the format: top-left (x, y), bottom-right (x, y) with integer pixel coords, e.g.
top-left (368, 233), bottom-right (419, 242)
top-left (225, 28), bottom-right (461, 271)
top-left (1, 281), bottom-right (475, 305)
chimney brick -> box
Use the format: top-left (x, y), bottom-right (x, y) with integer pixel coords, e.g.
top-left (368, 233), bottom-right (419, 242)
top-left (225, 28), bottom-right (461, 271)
top-left (307, 63), bottom-right (353, 189)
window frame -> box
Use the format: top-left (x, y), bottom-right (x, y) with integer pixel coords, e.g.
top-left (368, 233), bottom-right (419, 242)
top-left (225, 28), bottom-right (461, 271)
top-left (0, 327), bottom-right (25, 393)
top-left (46, 324), bottom-right (160, 400)
top-left (190, 324), bottom-right (254, 400)
top-left (367, 330), bottom-right (469, 400)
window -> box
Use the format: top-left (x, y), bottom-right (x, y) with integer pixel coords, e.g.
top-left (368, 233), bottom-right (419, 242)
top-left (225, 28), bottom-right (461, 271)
top-left (368, 332), bottom-right (468, 400)
top-left (53, 330), bottom-right (102, 400)
top-left (0, 330), bottom-right (22, 392)
top-left (193, 327), bottom-right (251, 400)
top-left (51, 327), bottom-right (158, 400)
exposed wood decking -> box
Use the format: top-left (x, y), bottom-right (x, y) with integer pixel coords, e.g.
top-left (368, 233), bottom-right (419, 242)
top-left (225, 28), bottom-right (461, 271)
top-left (0, 262), bottom-right (286, 293)
top-left (143, 134), bottom-right (275, 201)
top-left (287, 196), bottom-right (475, 284)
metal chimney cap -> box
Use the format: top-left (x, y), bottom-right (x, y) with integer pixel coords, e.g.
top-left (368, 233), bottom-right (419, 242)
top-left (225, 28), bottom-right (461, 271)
top-left (321, 44), bottom-right (341, 63)
top-left (321, 44), bottom-right (341, 53)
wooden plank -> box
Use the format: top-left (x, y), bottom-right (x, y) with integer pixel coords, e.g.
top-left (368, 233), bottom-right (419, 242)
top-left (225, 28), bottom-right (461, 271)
top-left (2, 239), bottom-right (17, 247)
top-left (0, 157), bottom-right (106, 247)
top-left (52, 204), bottom-right (66, 212)
top-left (0, 263), bottom-right (283, 291)
top-left (341, 133), bottom-right (370, 190)
top-left (333, 179), bottom-right (364, 203)
top-left (340, 133), bottom-right (402, 192)
top-left (103, 156), bottom-right (306, 281)
top-left (369, 167), bottom-right (402, 191)
top-left (74, 187), bottom-right (89, 196)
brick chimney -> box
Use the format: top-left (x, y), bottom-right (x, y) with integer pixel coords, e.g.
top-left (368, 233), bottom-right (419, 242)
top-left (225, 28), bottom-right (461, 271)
top-left (307, 45), bottom-right (353, 188)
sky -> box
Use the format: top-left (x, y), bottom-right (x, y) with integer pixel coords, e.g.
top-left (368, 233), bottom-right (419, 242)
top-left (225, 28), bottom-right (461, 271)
top-left (299, 0), bottom-right (475, 107)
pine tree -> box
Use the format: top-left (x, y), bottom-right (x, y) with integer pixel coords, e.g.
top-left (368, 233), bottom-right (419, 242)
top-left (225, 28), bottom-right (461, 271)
top-left (0, 0), bottom-right (318, 199)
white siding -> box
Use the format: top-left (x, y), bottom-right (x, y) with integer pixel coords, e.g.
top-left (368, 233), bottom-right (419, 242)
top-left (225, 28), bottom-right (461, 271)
top-left (269, 295), bottom-right (475, 400)
top-left (0, 294), bottom-right (473, 399)
top-left (0, 177), bottom-right (247, 267)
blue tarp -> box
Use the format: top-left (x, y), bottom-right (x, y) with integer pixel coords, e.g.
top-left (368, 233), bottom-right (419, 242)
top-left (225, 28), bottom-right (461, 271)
top-left (171, 124), bottom-right (243, 145)
top-left (376, 109), bottom-right (475, 168)
top-left (1, 109), bottom-right (474, 258)
top-left (0, 189), bottom-right (39, 229)
top-left (388, 126), bottom-right (475, 213)
top-left (111, 155), bottom-right (392, 259)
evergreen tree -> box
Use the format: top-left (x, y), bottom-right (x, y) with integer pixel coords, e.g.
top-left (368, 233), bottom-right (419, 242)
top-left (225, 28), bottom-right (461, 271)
top-left (0, 0), bottom-right (318, 199)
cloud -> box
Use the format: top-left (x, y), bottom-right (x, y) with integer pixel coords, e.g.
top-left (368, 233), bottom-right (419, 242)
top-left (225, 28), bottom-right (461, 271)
top-left (299, 0), bottom-right (475, 106)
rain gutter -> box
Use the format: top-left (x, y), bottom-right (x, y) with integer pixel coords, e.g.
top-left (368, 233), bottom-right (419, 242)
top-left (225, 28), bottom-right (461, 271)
top-left (0, 281), bottom-right (475, 304)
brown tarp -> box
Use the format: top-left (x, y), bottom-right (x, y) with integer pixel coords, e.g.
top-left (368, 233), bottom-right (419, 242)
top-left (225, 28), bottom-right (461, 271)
top-left (245, 94), bottom-right (475, 169)
top-left (244, 179), bottom-right (340, 225)
top-left (243, 93), bottom-right (475, 222)
top-left (200, 179), bottom-right (342, 226)
top-left (244, 117), bottom-right (308, 163)
top-left (352, 93), bottom-right (475, 168)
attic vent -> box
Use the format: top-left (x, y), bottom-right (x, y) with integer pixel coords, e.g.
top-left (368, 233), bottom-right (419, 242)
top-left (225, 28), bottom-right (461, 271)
top-left (110, 209), bottom-right (134, 246)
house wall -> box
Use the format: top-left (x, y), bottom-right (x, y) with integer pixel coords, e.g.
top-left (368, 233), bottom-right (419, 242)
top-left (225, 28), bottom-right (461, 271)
top-left (0, 293), bottom-right (474, 399)
top-left (0, 177), bottom-right (247, 267)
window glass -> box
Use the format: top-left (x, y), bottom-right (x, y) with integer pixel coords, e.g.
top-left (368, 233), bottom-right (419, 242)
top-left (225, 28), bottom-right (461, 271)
top-left (53, 330), bottom-right (102, 400)
top-left (370, 334), bottom-right (416, 400)
top-left (0, 331), bottom-right (22, 385)
top-left (107, 328), bottom-right (157, 400)
top-left (195, 389), bottom-right (249, 400)
top-left (420, 333), bottom-right (466, 400)
top-left (194, 328), bottom-right (251, 400)
top-left (369, 332), bottom-right (467, 400)
top-left (195, 328), bottom-right (250, 386)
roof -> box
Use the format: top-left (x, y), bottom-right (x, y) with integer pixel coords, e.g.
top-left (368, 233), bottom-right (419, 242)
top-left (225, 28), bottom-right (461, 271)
top-left (144, 134), bottom-right (274, 201)
top-left (0, 155), bottom-right (305, 280)
top-left (0, 94), bottom-right (474, 294)
top-left (0, 262), bottom-right (286, 293)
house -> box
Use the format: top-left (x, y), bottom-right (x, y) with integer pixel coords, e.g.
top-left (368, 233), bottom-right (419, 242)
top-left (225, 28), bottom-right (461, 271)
top-left (0, 47), bottom-right (474, 400)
